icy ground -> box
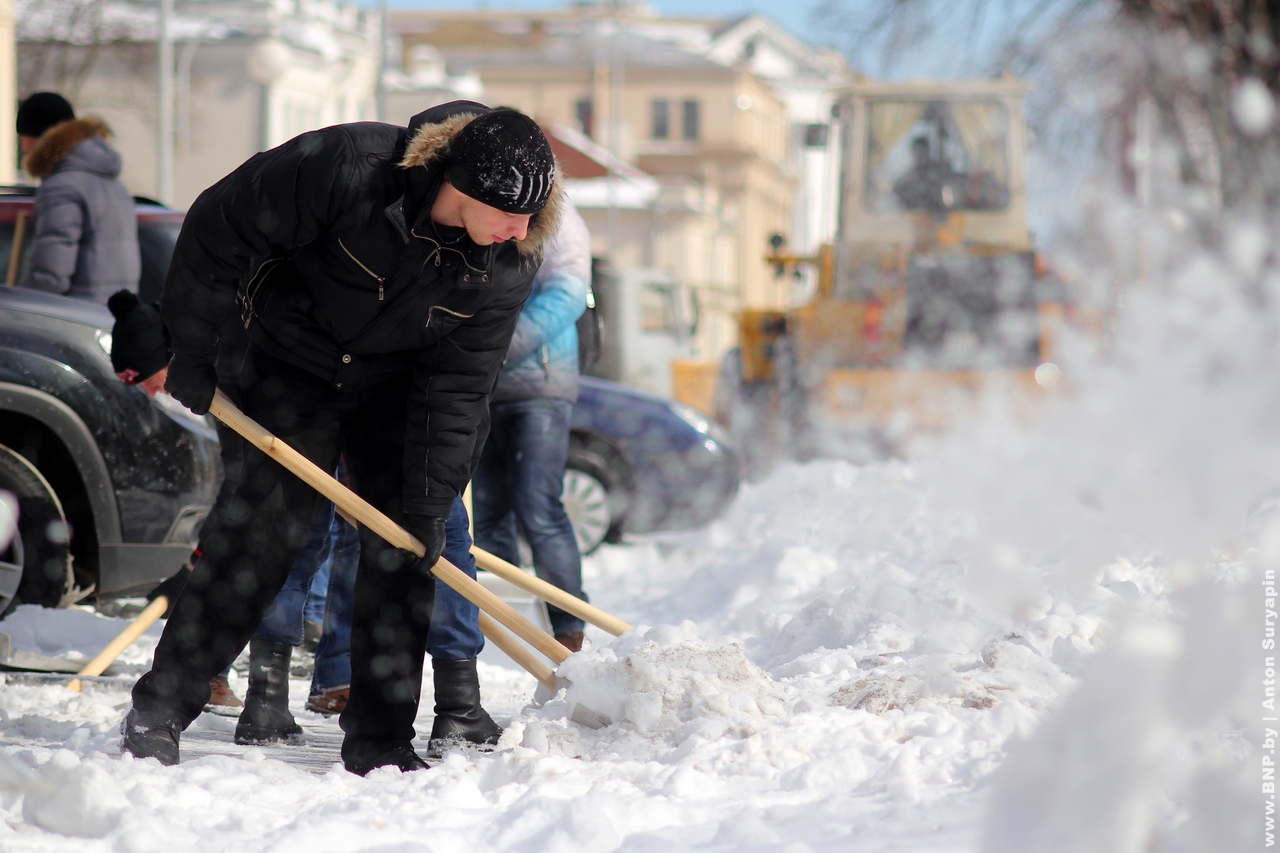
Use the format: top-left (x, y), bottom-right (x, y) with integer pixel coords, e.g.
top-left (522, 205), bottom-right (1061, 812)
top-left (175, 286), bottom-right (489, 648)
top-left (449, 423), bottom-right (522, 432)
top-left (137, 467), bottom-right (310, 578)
top-left (0, 448), bottom-right (1249, 851)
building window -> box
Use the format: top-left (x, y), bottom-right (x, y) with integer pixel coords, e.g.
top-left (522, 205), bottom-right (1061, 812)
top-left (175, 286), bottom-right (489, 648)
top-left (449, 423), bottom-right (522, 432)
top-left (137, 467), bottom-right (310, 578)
top-left (804, 123), bottom-right (830, 148)
top-left (651, 99), bottom-right (670, 140)
top-left (575, 99), bottom-right (594, 138)
top-left (682, 99), bottom-right (700, 141)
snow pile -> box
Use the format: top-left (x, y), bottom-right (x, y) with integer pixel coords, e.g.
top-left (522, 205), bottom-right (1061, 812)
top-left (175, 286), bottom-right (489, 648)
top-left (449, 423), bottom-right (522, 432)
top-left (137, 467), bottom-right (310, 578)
top-left (546, 622), bottom-right (788, 738)
top-left (0, 750), bottom-right (129, 838)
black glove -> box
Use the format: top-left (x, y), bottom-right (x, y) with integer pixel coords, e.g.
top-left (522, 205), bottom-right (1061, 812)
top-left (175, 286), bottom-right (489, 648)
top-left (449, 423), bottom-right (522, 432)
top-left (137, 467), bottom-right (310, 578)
top-left (146, 562), bottom-right (192, 618)
top-left (164, 355), bottom-right (218, 416)
top-left (402, 513), bottom-right (447, 575)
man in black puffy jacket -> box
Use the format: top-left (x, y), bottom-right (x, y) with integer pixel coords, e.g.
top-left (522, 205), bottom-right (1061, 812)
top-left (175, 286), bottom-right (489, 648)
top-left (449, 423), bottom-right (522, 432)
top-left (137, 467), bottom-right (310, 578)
top-left (121, 101), bottom-right (563, 775)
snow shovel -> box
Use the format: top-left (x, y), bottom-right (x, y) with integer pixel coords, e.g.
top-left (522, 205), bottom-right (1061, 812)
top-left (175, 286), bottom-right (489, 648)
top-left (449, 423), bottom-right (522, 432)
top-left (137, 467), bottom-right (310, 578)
top-left (0, 596), bottom-right (165, 682)
top-left (0, 631), bottom-right (84, 673)
top-left (65, 595), bottom-right (169, 692)
top-left (470, 547), bottom-right (632, 636)
top-left (207, 391), bottom-right (611, 727)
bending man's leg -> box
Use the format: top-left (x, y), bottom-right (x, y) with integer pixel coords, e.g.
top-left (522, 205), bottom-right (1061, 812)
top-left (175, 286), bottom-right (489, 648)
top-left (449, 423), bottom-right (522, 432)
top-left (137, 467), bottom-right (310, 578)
top-left (339, 372), bottom-right (435, 770)
top-left (128, 354), bottom-right (343, 741)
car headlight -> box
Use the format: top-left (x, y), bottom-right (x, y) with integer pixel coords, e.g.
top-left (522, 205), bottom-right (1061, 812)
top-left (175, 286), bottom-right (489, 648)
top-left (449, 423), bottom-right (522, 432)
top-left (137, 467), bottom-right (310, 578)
top-left (669, 401), bottom-right (732, 446)
top-left (96, 329), bottom-right (113, 359)
top-left (151, 390), bottom-right (216, 437)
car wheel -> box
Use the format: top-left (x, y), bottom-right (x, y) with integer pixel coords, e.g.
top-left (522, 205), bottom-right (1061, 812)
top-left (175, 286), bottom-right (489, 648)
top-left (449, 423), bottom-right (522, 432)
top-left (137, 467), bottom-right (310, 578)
top-left (0, 444), bottom-right (72, 615)
top-left (563, 445), bottom-right (628, 555)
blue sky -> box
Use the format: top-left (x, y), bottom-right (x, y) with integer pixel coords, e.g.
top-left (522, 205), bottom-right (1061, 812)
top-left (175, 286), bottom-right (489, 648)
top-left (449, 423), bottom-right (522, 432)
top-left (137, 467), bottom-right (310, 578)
top-left (380, 0), bottom-right (827, 44)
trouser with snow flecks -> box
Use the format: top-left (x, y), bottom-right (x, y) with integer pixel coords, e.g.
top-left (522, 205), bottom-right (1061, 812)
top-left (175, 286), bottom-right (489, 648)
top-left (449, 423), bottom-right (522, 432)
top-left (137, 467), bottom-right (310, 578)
top-left (130, 348), bottom-right (436, 757)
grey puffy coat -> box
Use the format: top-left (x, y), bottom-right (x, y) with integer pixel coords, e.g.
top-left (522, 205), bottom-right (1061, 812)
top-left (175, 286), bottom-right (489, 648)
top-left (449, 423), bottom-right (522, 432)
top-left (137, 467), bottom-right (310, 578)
top-left (20, 117), bottom-right (141, 302)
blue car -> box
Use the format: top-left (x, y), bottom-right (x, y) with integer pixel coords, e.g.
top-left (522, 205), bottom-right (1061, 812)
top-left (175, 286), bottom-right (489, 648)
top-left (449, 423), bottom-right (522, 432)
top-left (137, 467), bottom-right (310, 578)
top-left (564, 377), bottom-right (741, 553)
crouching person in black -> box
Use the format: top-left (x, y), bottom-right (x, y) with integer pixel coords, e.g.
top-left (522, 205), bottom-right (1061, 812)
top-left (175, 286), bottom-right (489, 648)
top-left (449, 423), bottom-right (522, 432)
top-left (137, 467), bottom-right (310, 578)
top-left (121, 102), bottom-right (562, 775)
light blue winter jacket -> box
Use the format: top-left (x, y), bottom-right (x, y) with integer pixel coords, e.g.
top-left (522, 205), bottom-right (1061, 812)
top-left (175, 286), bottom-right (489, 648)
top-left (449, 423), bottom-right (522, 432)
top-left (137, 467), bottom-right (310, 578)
top-left (492, 200), bottom-right (591, 403)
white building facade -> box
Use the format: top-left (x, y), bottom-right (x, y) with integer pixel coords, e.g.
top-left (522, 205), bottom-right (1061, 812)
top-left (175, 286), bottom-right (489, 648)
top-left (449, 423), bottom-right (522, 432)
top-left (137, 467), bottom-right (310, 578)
top-left (17, 0), bottom-right (380, 208)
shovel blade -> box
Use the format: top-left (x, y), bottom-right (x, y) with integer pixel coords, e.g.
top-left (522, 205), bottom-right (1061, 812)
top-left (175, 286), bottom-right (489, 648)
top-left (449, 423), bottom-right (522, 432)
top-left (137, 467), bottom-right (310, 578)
top-left (530, 673), bottom-right (613, 730)
top-left (0, 632), bottom-right (84, 673)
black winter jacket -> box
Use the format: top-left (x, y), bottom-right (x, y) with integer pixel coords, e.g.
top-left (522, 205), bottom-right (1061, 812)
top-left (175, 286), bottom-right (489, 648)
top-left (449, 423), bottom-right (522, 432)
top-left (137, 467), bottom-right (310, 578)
top-left (161, 102), bottom-right (565, 516)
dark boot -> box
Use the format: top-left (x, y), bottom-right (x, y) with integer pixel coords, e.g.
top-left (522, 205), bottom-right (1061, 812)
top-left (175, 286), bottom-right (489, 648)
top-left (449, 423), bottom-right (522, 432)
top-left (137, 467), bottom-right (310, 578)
top-left (204, 674), bottom-right (244, 717)
top-left (344, 742), bottom-right (429, 776)
top-left (428, 658), bottom-right (502, 756)
top-left (555, 631), bottom-right (585, 653)
top-left (234, 640), bottom-right (305, 746)
top-left (306, 686), bottom-right (349, 716)
top-left (120, 708), bottom-right (182, 766)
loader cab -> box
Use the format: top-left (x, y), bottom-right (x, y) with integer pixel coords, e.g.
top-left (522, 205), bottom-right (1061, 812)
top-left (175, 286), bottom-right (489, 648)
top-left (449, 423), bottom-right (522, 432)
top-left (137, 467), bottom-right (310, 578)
top-left (835, 79), bottom-right (1032, 263)
top-left (822, 80), bottom-right (1041, 370)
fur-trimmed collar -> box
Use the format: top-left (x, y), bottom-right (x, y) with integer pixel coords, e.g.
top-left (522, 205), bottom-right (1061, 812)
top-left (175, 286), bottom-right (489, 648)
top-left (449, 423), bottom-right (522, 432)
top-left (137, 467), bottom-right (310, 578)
top-left (24, 117), bottom-right (113, 180)
top-left (399, 112), bottom-right (565, 259)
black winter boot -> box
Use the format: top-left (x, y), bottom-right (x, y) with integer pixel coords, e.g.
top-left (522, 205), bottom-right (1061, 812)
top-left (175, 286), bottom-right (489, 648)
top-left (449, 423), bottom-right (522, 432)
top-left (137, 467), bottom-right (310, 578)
top-left (234, 640), bottom-right (305, 746)
top-left (120, 707), bottom-right (182, 765)
top-left (427, 658), bottom-right (502, 756)
top-left (344, 742), bottom-right (429, 776)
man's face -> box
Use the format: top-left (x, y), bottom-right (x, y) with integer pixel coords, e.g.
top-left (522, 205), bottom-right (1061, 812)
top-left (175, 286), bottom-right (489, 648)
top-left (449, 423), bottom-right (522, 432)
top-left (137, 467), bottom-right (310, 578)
top-left (139, 366), bottom-right (169, 398)
top-left (456, 190), bottom-right (533, 246)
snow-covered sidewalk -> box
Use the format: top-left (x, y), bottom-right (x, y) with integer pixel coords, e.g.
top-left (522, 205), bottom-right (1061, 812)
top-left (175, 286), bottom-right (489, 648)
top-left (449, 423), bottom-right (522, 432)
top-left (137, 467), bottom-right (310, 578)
top-left (0, 457), bottom-right (1186, 852)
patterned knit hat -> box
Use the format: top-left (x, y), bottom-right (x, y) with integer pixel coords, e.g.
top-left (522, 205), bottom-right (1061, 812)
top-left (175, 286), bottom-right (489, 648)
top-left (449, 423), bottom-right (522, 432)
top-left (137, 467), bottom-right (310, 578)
top-left (446, 109), bottom-right (555, 214)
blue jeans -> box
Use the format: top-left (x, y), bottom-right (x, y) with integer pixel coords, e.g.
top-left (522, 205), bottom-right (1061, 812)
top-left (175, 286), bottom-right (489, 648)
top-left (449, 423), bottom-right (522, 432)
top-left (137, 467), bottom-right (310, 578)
top-left (254, 501), bottom-right (337, 648)
top-left (427, 497), bottom-right (486, 661)
top-left (310, 510), bottom-right (358, 692)
top-left (473, 398), bottom-right (585, 634)
top-left (258, 491), bottom-right (485, 684)
top-left (254, 491), bottom-right (357, 693)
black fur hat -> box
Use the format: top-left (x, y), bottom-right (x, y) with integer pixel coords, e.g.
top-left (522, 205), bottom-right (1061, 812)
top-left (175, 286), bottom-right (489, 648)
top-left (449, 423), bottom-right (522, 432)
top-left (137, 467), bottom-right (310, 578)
top-left (107, 290), bottom-right (169, 384)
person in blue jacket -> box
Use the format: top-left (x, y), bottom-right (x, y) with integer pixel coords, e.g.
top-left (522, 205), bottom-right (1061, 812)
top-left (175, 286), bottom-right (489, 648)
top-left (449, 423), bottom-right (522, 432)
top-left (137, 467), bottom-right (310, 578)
top-left (472, 197), bottom-right (591, 651)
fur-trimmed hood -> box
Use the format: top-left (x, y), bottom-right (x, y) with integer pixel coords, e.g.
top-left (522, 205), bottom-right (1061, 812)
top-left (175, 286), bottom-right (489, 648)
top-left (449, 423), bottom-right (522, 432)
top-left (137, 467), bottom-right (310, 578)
top-left (24, 116), bottom-right (119, 180)
top-left (399, 111), bottom-right (565, 260)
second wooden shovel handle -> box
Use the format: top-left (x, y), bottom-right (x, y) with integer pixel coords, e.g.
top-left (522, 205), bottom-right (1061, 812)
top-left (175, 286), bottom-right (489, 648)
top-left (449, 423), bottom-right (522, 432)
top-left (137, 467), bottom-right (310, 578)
top-left (471, 547), bottom-right (632, 636)
top-left (208, 391), bottom-right (570, 666)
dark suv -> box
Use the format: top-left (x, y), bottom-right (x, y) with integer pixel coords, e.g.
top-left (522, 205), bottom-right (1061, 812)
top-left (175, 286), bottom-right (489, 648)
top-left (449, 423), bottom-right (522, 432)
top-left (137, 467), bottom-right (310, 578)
top-left (0, 187), bottom-right (217, 613)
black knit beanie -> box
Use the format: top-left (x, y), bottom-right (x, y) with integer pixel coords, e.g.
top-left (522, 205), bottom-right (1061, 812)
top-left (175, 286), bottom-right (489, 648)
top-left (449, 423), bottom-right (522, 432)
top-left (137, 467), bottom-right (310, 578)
top-left (446, 109), bottom-right (555, 214)
top-left (107, 290), bottom-right (170, 384)
top-left (16, 92), bottom-right (75, 138)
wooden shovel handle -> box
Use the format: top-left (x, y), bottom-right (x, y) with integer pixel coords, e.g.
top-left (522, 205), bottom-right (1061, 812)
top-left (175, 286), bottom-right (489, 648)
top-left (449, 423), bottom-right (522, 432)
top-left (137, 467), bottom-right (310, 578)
top-left (66, 595), bottom-right (169, 692)
top-left (478, 612), bottom-right (557, 691)
top-left (471, 547), bottom-right (631, 636)
top-left (208, 390), bottom-right (570, 666)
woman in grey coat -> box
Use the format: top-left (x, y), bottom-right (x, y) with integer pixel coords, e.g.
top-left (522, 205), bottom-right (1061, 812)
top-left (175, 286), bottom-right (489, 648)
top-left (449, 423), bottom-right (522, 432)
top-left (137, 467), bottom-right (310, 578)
top-left (17, 92), bottom-right (140, 302)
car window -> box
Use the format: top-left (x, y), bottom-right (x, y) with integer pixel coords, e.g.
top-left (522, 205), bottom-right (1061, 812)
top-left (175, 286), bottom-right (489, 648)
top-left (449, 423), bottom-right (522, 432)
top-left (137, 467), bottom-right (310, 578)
top-left (138, 219), bottom-right (181, 304)
top-left (0, 220), bottom-right (33, 285)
